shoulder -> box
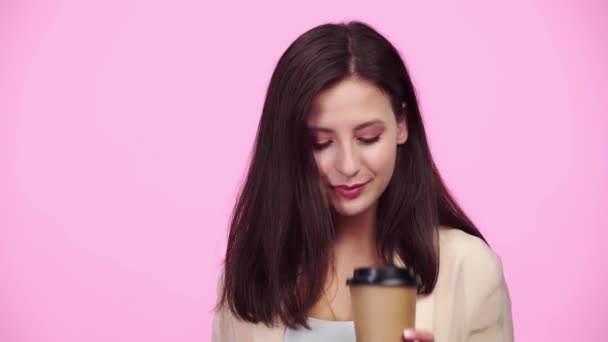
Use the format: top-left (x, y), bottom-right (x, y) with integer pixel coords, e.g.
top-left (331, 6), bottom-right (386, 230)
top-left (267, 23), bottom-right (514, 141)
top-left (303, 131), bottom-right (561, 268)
top-left (437, 225), bottom-right (502, 273)
top-left (436, 226), bottom-right (506, 302)
top-left (436, 226), bottom-right (510, 315)
top-left (435, 227), bottom-right (514, 339)
top-left (212, 270), bottom-right (285, 342)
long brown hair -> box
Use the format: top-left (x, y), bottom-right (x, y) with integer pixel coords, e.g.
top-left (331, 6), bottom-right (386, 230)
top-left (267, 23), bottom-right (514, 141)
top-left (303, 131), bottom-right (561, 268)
top-left (217, 20), bottom-right (485, 329)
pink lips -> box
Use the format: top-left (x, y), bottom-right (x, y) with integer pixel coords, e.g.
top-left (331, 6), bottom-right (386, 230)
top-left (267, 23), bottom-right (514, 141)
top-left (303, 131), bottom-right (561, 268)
top-left (332, 182), bottom-right (367, 199)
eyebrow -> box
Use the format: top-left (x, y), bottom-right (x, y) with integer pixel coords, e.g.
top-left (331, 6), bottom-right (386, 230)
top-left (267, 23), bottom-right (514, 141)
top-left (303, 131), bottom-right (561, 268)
top-left (308, 119), bottom-right (386, 133)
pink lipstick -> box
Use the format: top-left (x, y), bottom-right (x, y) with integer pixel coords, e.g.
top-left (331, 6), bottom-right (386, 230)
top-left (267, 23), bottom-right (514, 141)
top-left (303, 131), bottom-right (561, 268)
top-left (333, 182), bottom-right (367, 199)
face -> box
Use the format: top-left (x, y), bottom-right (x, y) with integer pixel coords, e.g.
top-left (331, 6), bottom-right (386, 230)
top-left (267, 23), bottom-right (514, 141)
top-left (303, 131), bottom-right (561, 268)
top-left (307, 76), bottom-right (408, 218)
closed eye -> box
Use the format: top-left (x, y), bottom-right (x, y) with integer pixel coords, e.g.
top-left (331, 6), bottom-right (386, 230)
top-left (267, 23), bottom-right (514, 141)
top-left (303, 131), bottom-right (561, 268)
top-left (358, 136), bottom-right (381, 144)
top-left (312, 136), bottom-right (380, 150)
top-left (312, 140), bottom-right (333, 150)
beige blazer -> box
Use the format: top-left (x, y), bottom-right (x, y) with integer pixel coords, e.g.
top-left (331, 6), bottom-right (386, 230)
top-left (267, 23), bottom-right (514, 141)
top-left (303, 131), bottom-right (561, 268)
top-left (212, 228), bottom-right (514, 342)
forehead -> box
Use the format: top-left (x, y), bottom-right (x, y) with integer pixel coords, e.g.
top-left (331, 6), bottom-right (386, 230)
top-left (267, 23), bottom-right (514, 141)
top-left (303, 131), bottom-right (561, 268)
top-left (308, 77), bottom-right (394, 127)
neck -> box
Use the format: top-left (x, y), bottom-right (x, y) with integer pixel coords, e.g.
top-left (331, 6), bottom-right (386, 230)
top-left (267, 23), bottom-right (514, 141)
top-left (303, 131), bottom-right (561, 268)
top-left (331, 204), bottom-right (383, 266)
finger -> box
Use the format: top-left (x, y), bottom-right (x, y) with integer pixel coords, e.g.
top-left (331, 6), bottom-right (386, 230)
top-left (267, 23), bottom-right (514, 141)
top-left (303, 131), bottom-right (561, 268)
top-left (403, 329), bottom-right (434, 341)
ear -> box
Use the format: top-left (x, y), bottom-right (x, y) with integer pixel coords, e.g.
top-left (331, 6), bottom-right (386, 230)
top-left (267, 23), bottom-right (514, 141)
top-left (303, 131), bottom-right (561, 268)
top-left (397, 102), bottom-right (408, 145)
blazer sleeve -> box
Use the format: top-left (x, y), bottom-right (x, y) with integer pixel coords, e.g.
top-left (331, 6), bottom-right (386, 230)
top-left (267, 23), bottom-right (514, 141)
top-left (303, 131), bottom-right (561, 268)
top-left (211, 271), bottom-right (236, 342)
top-left (466, 253), bottom-right (514, 342)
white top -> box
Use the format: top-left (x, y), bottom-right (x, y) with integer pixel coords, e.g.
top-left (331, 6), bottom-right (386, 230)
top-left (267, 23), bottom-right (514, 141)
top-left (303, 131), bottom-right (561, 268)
top-left (283, 317), bottom-right (355, 342)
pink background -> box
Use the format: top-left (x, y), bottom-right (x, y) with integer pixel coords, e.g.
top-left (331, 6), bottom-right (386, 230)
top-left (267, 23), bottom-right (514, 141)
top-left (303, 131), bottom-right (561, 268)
top-left (1, 1), bottom-right (606, 341)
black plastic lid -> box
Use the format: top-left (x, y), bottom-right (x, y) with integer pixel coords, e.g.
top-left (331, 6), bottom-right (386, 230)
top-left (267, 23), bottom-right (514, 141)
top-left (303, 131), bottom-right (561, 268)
top-left (346, 266), bottom-right (420, 287)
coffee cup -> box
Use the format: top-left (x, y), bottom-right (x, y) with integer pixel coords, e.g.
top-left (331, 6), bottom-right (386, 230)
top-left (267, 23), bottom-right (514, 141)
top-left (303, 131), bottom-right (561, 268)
top-left (346, 266), bottom-right (419, 342)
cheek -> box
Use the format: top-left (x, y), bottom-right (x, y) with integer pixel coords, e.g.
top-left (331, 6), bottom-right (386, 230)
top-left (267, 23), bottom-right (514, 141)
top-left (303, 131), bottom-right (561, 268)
top-left (313, 152), bottom-right (333, 180)
top-left (362, 143), bottom-right (397, 175)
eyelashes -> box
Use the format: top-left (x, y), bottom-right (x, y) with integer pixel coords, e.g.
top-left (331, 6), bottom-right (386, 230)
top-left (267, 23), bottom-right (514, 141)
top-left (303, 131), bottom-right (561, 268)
top-left (359, 136), bottom-right (381, 144)
top-left (312, 136), bottom-right (381, 151)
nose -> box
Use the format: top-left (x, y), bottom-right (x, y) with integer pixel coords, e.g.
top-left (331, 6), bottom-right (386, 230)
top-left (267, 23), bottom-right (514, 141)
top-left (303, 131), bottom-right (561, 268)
top-left (335, 142), bottom-right (360, 178)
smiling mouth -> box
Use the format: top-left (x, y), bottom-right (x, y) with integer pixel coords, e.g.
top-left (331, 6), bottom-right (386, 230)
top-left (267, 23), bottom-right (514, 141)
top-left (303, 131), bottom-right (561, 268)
top-left (332, 182), bottom-right (367, 190)
top-left (331, 181), bottom-right (370, 199)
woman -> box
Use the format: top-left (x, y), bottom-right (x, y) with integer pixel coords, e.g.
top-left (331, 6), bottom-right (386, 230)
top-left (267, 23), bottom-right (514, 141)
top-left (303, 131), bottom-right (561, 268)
top-left (212, 21), bottom-right (513, 342)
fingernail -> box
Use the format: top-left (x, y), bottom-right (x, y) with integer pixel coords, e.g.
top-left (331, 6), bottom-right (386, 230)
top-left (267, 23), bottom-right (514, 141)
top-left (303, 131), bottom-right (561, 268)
top-left (403, 329), bottom-right (415, 338)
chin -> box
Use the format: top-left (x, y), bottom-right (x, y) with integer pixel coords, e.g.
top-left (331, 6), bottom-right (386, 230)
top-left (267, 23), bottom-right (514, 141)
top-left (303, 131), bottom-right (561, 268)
top-left (331, 200), bottom-right (374, 217)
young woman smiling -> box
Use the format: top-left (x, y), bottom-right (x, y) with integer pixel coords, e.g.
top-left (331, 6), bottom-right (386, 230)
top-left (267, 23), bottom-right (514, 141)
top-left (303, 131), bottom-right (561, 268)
top-left (212, 20), bottom-right (514, 342)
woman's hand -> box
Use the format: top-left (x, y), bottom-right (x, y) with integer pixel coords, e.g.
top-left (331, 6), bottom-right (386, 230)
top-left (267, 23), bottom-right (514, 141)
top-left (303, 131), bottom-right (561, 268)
top-left (403, 328), bottom-right (434, 341)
